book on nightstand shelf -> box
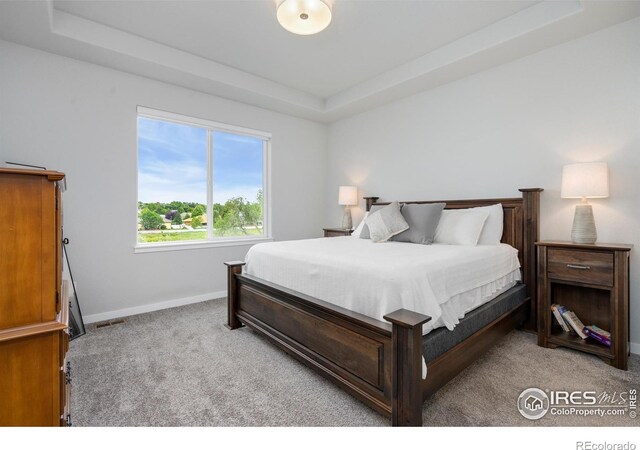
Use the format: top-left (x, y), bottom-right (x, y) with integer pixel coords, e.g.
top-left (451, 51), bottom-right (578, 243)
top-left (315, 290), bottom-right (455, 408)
top-left (583, 325), bottom-right (611, 347)
top-left (550, 303), bottom-right (612, 347)
top-left (561, 310), bottom-right (588, 339)
top-left (583, 325), bottom-right (612, 347)
top-left (551, 304), bottom-right (571, 332)
top-left (588, 325), bottom-right (611, 339)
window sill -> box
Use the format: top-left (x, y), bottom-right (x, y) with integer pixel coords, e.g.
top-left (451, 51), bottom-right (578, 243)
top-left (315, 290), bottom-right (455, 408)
top-left (134, 236), bottom-right (274, 254)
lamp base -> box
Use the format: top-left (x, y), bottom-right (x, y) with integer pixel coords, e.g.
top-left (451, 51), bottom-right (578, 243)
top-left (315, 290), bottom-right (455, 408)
top-left (341, 206), bottom-right (352, 230)
top-left (571, 204), bottom-right (597, 244)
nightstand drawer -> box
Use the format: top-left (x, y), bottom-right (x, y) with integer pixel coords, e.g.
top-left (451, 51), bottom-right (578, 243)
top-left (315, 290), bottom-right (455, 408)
top-left (547, 248), bottom-right (613, 286)
top-left (323, 228), bottom-right (352, 237)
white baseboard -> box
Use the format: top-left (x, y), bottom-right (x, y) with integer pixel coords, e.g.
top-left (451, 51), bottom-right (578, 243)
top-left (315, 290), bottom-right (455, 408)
top-left (630, 342), bottom-right (640, 356)
top-left (83, 290), bottom-right (227, 324)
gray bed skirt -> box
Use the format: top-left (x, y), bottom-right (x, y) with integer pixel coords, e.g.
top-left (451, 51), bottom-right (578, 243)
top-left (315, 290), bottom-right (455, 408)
top-left (423, 283), bottom-right (528, 363)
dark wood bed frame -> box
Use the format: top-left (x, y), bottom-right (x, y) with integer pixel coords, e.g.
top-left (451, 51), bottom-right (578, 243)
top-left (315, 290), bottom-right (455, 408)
top-left (225, 188), bottom-right (542, 426)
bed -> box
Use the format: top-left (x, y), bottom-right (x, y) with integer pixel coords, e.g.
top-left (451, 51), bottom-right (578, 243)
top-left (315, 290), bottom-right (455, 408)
top-left (224, 188), bottom-right (542, 426)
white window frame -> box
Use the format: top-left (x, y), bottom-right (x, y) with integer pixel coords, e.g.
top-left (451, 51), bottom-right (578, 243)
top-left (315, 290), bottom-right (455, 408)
top-left (134, 106), bottom-right (273, 253)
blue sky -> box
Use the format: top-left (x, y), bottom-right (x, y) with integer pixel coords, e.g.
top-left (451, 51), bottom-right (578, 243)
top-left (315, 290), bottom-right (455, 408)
top-left (138, 117), bottom-right (263, 204)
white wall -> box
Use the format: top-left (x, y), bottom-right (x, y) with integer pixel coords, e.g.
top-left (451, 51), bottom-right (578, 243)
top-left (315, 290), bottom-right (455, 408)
top-left (326, 19), bottom-right (640, 345)
top-left (0, 40), bottom-right (327, 321)
top-left (1, 17), bottom-right (638, 344)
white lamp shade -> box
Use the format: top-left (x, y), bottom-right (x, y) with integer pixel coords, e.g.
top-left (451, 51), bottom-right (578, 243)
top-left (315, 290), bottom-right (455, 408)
top-left (277, 0), bottom-right (332, 35)
top-left (338, 186), bottom-right (358, 206)
top-left (561, 162), bottom-right (609, 199)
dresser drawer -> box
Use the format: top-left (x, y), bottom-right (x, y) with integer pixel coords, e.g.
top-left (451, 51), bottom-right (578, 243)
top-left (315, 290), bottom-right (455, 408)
top-left (547, 248), bottom-right (613, 286)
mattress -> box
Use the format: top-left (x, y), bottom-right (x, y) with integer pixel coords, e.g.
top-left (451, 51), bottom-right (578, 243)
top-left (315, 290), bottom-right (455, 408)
top-left (423, 283), bottom-right (527, 363)
top-left (244, 236), bottom-right (521, 335)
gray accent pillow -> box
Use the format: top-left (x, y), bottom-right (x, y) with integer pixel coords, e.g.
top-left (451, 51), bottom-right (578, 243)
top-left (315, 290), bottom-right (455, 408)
top-left (358, 204), bottom-right (385, 240)
top-left (391, 203), bottom-right (445, 245)
top-left (365, 201), bottom-right (410, 243)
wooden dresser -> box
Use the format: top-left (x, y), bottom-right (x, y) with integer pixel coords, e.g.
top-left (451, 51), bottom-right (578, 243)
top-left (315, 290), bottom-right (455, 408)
top-left (0, 168), bottom-right (71, 426)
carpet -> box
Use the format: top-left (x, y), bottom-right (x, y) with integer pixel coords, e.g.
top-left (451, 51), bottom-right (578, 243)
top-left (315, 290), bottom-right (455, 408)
top-left (69, 298), bottom-right (639, 426)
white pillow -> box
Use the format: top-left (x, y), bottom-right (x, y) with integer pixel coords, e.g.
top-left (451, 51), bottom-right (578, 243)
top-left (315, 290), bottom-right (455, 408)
top-left (434, 210), bottom-right (489, 245)
top-left (474, 204), bottom-right (504, 245)
top-left (365, 201), bottom-right (409, 243)
top-left (351, 212), bottom-right (369, 238)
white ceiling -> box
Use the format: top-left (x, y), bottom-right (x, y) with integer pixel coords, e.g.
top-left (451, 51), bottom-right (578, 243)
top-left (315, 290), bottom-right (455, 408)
top-left (52, 0), bottom-right (538, 98)
top-left (1, 1), bottom-right (639, 122)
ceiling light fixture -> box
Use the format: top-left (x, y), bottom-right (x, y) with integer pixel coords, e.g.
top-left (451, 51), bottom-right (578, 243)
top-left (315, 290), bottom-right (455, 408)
top-left (276, 0), bottom-right (332, 35)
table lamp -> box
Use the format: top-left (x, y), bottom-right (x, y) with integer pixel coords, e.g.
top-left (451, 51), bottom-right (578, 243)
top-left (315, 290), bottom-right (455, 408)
top-left (561, 162), bottom-right (609, 244)
top-left (338, 186), bottom-right (357, 230)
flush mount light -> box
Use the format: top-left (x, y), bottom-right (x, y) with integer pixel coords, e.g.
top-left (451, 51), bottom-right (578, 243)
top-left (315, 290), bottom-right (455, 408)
top-left (276, 0), bottom-right (332, 35)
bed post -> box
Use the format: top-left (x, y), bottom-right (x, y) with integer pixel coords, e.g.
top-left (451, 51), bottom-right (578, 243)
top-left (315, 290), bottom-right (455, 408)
top-left (363, 196), bottom-right (379, 212)
top-left (518, 188), bottom-right (542, 331)
top-left (384, 309), bottom-right (431, 427)
top-left (224, 261), bottom-right (246, 330)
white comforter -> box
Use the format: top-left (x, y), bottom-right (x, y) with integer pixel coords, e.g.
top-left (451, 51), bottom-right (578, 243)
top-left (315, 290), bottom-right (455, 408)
top-left (244, 237), bottom-right (521, 335)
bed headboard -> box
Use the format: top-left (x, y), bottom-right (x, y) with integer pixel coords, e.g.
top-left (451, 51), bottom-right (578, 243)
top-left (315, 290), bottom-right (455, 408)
top-left (363, 188), bottom-right (543, 329)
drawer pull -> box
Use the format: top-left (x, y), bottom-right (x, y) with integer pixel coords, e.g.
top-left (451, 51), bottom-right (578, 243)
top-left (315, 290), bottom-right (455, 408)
top-left (567, 264), bottom-right (591, 270)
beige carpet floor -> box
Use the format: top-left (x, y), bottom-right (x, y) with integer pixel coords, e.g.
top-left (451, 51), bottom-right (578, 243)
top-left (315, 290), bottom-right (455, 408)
top-left (69, 298), bottom-right (640, 426)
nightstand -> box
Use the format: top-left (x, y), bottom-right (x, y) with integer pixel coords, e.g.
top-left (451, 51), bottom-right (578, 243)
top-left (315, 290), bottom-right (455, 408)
top-left (536, 241), bottom-right (632, 370)
top-left (323, 227), bottom-right (353, 237)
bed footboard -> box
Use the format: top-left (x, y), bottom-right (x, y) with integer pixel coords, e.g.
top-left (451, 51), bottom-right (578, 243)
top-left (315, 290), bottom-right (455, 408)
top-left (224, 261), bottom-right (429, 426)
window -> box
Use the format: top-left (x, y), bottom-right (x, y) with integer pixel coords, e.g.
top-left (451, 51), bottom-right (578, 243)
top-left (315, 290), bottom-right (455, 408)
top-left (136, 107), bottom-right (270, 250)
